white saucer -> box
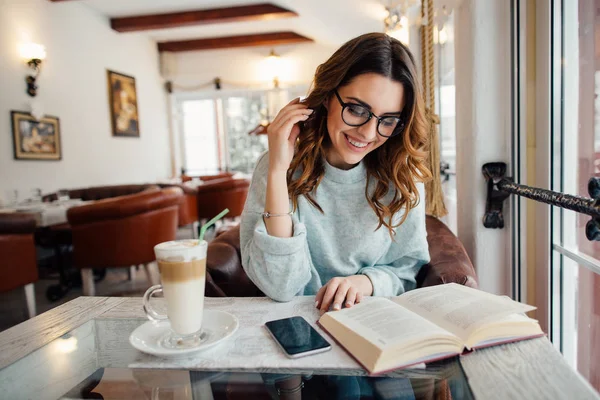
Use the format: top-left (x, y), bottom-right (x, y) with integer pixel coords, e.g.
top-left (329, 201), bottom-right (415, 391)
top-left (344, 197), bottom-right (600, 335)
top-left (129, 310), bottom-right (238, 358)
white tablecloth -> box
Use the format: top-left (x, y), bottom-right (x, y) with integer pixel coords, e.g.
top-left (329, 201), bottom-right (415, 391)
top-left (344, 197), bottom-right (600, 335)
top-left (9, 199), bottom-right (88, 227)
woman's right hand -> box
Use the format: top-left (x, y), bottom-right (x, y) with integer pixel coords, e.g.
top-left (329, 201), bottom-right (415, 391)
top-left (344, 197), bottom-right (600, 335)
top-left (267, 98), bottom-right (313, 174)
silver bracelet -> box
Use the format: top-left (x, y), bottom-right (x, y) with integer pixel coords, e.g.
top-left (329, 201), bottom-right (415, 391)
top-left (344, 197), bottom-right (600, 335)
top-left (262, 211), bottom-right (293, 218)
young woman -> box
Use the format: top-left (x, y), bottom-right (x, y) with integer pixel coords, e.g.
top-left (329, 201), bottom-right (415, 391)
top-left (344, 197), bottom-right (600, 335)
top-left (240, 32), bottom-right (432, 314)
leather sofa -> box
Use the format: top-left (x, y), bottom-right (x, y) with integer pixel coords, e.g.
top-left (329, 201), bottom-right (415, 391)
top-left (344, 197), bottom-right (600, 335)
top-left (204, 216), bottom-right (477, 297)
top-left (43, 184), bottom-right (159, 202)
top-left (67, 187), bottom-right (184, 296)
top-left (45, 184), bottom-right (198, 228)
top-left (0, 213), bottom-right (39, 318)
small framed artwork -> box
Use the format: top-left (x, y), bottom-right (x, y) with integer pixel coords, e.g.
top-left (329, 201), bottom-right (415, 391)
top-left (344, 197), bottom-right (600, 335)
top-left (107, 70), bottom-right (140, 137)
top-left (11, 111), bottom-right (61, 161)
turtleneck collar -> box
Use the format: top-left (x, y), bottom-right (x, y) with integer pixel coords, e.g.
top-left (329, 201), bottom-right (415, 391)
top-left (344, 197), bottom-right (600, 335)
top-left (323, 158), bottom-right (367, 184)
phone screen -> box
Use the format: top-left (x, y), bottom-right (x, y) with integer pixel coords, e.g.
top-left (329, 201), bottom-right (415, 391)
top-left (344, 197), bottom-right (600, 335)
top-left (265, 316), bottom-right (331, 356)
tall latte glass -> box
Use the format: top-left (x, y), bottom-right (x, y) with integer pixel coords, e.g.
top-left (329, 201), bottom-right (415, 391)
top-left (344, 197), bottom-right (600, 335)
top-left (143, 239), bottom-right (208, 349)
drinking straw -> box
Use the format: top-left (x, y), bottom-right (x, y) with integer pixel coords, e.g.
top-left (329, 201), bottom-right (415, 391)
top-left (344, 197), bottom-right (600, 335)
top-left (198, 208), bottom-right (230, 242)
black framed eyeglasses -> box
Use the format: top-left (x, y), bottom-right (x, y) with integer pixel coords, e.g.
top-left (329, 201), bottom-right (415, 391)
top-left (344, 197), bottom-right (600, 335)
top-left (334, 90), bottom-right (405, 138)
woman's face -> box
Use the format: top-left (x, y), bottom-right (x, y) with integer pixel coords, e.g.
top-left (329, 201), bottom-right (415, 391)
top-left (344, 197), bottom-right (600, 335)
top-left (325, 73), bottom-right (405, 170)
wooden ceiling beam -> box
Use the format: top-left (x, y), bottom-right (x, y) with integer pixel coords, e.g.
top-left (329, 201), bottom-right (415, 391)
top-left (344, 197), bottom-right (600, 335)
top-left (157, 31), bottom-right (313, 53)
top-left (109, 3), bottom-right (297, 33)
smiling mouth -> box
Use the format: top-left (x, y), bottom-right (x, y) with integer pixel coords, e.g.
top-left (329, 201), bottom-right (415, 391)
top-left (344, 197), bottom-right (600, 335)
top-left (344, 134), bottom-right (369, 149)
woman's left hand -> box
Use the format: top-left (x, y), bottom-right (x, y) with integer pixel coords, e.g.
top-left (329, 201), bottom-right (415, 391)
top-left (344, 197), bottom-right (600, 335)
top-left (315, 275), bottom-right (374, 315)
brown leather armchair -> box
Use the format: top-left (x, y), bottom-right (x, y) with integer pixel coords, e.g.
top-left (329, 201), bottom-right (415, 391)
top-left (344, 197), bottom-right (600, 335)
top-left (197, 178), bottom-right (250, 234)
top-left (0, 213), bottom-right (39, 318)
top-left (67, 187), bottom-right (184, 296)
top-left (204, 216), bottom-right (477, 297)
top-left (157, 184), bottom-right (198, 228)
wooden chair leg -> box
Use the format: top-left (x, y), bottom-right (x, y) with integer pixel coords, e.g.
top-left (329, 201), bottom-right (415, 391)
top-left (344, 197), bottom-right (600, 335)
top-left (24, 283), bottom-right (36, 319)
top-left (81, 269), bottom-right (95, 296)
top-left (128, 265), bottom-right (136, 281)
top-left (143, 263), bottom-right (158, 286)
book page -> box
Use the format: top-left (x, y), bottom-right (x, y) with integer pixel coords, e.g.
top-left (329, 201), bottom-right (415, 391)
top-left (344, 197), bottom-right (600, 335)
top-left (393, 283), bottom-right (536, 341)
top-left (325, 297), bottom-right (459, 349)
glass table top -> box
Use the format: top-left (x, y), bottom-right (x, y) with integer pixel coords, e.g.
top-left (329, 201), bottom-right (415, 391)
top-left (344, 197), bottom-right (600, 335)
top-left (2, 296), bottom-right (596, 400)
top-left (0, 317), bottom-right (474, 400)
top-left (59, 362), bottom-right (473, 400)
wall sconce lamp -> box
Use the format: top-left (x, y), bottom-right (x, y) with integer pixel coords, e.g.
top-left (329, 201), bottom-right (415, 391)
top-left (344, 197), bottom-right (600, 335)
top-left (265, 49), bottom-right (281, 88)
top-left (19, 43), bottom-right (46, 97)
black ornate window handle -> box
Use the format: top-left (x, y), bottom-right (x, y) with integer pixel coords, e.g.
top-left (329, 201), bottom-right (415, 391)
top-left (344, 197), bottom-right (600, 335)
top-left (483, 162), bottom-right (600, 241)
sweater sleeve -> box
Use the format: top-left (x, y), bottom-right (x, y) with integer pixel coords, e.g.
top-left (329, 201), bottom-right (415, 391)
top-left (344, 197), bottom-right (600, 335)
top-left (358, 183), bottom-right (430, 296)
top-left (240, 152), bottom-right (313, 302)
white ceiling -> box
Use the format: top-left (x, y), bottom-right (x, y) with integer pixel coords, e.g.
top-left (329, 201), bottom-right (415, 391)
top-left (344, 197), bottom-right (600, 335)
top-left (77, 0), bottom-right (389, 47)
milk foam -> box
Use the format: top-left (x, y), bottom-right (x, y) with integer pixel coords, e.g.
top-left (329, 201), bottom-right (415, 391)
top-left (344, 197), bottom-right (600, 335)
top-left (154, 240), bottom-right (207, 262)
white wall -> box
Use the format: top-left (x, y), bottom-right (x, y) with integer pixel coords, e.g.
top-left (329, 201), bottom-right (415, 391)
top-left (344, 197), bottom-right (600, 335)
top-left (0, 0), bottom-right (171, 200)
top-left (455, 0), bottom-right (512, 295)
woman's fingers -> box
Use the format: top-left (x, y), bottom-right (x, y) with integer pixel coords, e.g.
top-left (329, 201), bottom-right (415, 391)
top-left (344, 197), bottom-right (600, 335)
top-left (280, 114), bottom-right (311, 141)
top-left (345, 287), bottom-right (358, 308)
top-left (271, 107), bottom-right (312, 130)
top-left (272, 103), bottom-right (312, 123)
top-left (331, 280), bottom-right (351, 311)
top-left (315, 285), bottom-right (326, 309)
top-left (356, 291), bottom-right (364, 304)
top-left (268, 108), bottom-right (312, 138)
top-left (319, 280), bottom-right (341, 314)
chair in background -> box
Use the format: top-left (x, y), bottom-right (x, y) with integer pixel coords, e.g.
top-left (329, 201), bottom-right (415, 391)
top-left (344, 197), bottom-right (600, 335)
top-left (157, 183), bottom-right (199, 233)
top-left (43, 183), bottom-right (159, 202)
top-left (181, 172), bottom-right (235, 183)
top-left (199, 172), bottom-right (234, 181)
top-left (196, 177), bottom-right (250, 236)
top-left (67, 187), bottom-right (183, 296)
top-left (0, 213), bottom-right (39, 318)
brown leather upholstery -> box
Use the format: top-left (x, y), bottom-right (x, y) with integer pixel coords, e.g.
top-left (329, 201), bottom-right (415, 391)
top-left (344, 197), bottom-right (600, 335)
top-left (204, 216), bottom-right (477, 297)
top-left (182, 172), bottom-right (235, 183)
top-left (197, 178), bottom-right (250, 220)
top-left (44, 184), bottom-right (159, 202)
top-left (199, 172), bottom-right (234, 181)
top-left (416, 217), bottom-right (478, 288)
top-left (0, 212), bottom-right (37, 234)
top-left (67, 188), bottom-right (183, 269)
top-left (157, 184), bottom-right (198, 227)
top-left (206, 225), bottom-right (262, 297)
top-left (45, 184), bottom-right (195, 228)
top-left (0, 213), bottom-right (39, 293)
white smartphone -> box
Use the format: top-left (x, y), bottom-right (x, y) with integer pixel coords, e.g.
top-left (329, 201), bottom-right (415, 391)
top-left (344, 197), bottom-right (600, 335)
top-left (265, 316), bottom-right (332, 358)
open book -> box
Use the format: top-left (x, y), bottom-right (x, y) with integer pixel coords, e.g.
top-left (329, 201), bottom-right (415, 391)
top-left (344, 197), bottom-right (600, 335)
top-left (318, 283), bottom-right (544, 375)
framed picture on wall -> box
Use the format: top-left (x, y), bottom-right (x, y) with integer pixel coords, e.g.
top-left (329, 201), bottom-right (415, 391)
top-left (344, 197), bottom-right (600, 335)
top-left (107, 70), bottom-right (140, 137)
top-left (11, 111), bottom-right (62, 161)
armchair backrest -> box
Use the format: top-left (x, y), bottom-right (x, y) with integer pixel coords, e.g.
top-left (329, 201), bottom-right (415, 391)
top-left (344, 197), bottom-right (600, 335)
top-left (67, 187), bottom-right (183, 268)
top-left (196, 178), bottom-right (250, 220)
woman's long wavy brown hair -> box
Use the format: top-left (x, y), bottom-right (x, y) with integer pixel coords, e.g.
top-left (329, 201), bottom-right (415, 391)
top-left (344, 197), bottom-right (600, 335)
top-left (287, 33), bottom-right (432, 237)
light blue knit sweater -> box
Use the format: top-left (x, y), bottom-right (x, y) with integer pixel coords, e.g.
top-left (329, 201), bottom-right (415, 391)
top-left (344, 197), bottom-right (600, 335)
top-left (240, 153), bottom-right (430, 302)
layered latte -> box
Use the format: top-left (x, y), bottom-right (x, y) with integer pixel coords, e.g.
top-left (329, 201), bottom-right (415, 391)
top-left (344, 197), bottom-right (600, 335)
top-left (154, 239), bottom-right (207, 335)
